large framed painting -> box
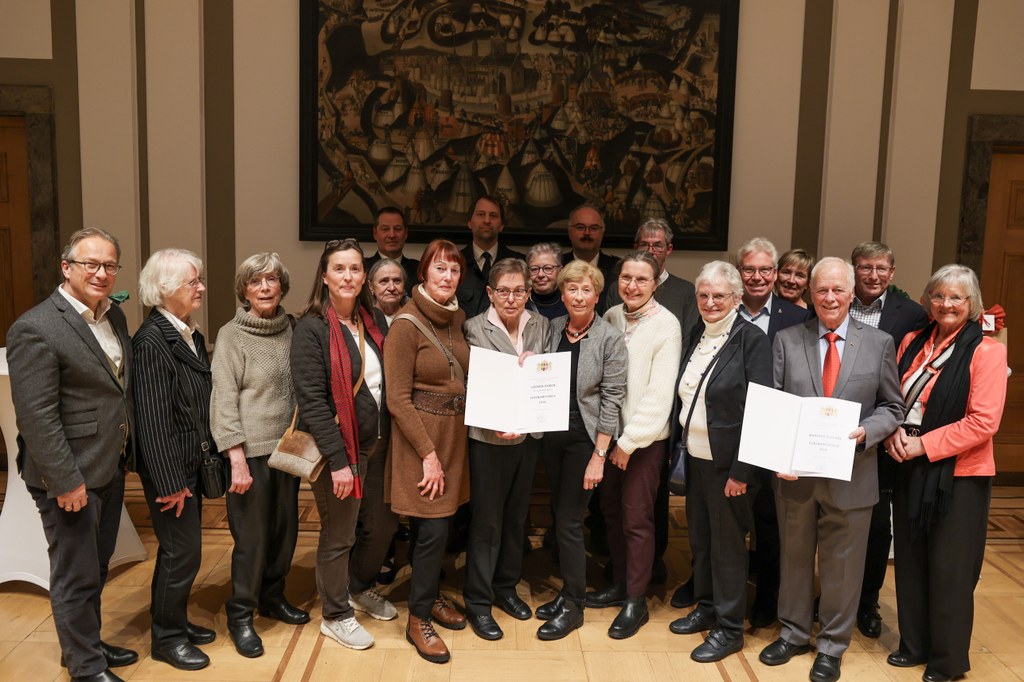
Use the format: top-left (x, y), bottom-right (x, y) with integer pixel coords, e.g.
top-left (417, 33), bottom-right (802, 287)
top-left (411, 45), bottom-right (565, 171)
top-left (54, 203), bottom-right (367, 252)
top-left (300, 0), bottom-right (739, 249)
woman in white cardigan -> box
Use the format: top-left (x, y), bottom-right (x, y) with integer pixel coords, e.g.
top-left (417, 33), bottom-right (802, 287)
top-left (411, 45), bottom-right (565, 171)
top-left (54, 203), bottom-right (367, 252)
top-left (585, 250), bottom-right (682, 639)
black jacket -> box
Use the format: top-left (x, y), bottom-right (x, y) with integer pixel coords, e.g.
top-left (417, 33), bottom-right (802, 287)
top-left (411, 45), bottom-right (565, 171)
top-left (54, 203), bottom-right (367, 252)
top-left (456, 242), bottom-right (526, 318)
top-left (766, 295), bottom-right (812, 344)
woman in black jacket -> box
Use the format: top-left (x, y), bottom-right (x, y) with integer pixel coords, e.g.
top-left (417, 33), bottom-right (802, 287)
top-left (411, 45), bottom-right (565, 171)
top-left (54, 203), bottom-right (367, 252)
top-left (666, 260), bottom-right (772, 662)
top-left (291, 239), bottom-right (397, 651)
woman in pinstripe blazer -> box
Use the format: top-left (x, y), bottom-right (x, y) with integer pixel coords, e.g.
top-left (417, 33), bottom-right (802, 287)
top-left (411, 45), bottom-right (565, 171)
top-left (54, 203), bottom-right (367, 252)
top-left (133, 248), bottom-right (217, 672)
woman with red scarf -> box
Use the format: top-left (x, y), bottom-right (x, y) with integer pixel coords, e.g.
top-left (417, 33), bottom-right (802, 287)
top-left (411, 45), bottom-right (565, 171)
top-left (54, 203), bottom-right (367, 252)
top-left (291, 239), bottom-right (397, 651)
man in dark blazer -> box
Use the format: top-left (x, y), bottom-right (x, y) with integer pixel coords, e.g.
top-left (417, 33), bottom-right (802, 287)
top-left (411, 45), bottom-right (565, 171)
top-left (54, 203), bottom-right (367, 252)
top-left (7, 228), bottom-right (137, 682)
top-left (364, 206), bottom-right (420, 285)
top-left (456, 194), bottom-right (525, 318)
top-left (848, 241), bottom-right (929, 638)
top-left (562, 203), bottom-right (620, 314)
top-left (759, 257), bottom-right (904, 682)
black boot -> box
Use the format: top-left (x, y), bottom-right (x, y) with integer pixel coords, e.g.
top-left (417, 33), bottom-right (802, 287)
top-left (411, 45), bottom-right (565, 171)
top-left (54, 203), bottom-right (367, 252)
top-left (536, 601), bottom-right (583, 641)
top-left (584, 583), bottom-right (626, 609)
top-left (608, 597), bottom-right (649, 639)
top-left (228, 618), bottom-right (264, 658)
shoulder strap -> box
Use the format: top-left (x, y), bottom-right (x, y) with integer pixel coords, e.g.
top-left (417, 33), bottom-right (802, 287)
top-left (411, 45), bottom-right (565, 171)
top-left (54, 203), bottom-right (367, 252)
top-left (681, 342), bottom-right (729, 444)
top-left (393, 313), bottom-right (466, 382)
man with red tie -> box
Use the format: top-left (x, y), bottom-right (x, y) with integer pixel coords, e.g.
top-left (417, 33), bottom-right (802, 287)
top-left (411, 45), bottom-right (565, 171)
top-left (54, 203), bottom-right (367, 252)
top-left (758, 257), bottom-right (904, 682)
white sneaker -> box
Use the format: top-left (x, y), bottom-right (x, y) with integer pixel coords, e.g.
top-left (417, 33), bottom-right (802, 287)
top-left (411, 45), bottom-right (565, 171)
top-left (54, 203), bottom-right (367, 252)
top-left (321, 616), bottom-right (374, 650)
top-left (349, 588), bottom-right (399, 621)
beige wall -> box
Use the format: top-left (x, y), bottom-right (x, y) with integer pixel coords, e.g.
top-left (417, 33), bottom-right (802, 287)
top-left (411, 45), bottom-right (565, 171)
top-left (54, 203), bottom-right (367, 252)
top-left (972, 0), bottom-right (1024, 91)
top-left (0, 0), bottom-right (52, 60)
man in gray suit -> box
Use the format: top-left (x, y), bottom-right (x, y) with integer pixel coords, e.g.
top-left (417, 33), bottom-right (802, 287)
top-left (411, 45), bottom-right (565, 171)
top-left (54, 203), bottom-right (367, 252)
top-left (758, 257), bottom-right (904, 682)
top-left (7, 228), bottom-right (136, 682)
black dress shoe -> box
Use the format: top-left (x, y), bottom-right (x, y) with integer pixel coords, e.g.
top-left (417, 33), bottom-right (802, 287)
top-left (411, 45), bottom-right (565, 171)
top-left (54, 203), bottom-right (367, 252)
top-left (857, 603), bottom-right (882, 638)
top-left (535, 594), bottom-right (565, 621)
top-left (691, 628), bottom-right (744, 663)
top-left (922, 670), bottom-right (963, 682)
top-left (228, 619), bottom-right (264, 658)
top-left (887, 650), bottom-right (926, 668)
top-left (585, 583), bottom-right (627, 609)
top-left (809, 653), bottom-right (841, 682)
top-left (72, 670), bottom-right (124, 682)
top-left (758, 637), bottom-right (813, 666)
top-left (468, 613), bottom-right (504, 641)
top-left (258, 599), bottom-right (311, 625)
top-left (62, 642), bottom-right (139, 669)
top-left (608, 597), bottom-right (649, 639)
top-left (668, 608), bottom-right (716, 635)
top-left (536, 602), bottom-right (583, 641)
top-left (670, 578), bottom-right (696, 608)
top-left (495, 593), bottom-right (532, 620)
top-left (151, 642), bottom-right (210, 671)
top-left (185, 622), bottom-right (216, 645)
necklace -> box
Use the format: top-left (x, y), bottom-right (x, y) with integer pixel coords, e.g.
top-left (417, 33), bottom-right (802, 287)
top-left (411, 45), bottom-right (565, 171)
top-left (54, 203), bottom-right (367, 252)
top-left (566, 313), bottom-right (595, 339)
top-left (427, 318), bottom-right (457, 379)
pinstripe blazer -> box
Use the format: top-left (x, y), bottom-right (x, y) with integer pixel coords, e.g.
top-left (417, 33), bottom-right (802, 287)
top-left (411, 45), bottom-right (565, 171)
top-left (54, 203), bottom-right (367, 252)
top-left (132, 308), bottom-right (214, 497)
top-left (548, 314), bottom-right (627, 442)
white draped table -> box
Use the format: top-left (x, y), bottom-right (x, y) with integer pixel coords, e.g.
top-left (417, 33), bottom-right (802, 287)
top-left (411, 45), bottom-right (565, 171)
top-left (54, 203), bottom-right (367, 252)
top-left (0, 348), bottom-right (146, 589)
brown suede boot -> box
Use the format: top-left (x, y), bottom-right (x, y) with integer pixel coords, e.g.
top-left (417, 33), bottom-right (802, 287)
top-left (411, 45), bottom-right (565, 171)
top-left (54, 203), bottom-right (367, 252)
top-left (406, 615), bottom-right (450, 664)
top-left (430, 595), bottom-right (467, 630)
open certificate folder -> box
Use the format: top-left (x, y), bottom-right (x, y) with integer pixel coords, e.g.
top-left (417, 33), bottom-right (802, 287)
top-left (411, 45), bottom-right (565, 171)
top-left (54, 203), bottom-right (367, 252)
top-left (464, 346), bottom-right (571, 434)
top-left (737, 383), bottom-right (862, 481)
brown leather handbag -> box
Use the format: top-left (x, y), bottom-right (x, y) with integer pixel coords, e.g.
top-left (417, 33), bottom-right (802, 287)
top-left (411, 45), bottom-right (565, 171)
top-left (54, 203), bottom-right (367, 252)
top-left (268, 407), bottom-right (327, 482)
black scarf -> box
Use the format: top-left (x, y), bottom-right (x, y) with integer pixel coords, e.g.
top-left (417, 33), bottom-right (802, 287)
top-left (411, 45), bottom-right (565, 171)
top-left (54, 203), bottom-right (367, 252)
top-left (898, 320), bottom-right (983, 535)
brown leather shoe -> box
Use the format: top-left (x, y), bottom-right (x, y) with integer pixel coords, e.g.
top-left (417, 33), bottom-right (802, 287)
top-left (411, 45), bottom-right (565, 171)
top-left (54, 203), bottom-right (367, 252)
top-left (406, 615), bottom-right (450, 664)
top-left (431, 596), bottom-right (467, 630)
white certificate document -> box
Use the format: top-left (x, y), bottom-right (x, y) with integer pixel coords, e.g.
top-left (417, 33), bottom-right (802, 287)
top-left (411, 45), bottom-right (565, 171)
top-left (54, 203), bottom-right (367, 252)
top-left (737, 383), bottom-right (861, 481)
top-left (464, 346), bottom-right (571, 434)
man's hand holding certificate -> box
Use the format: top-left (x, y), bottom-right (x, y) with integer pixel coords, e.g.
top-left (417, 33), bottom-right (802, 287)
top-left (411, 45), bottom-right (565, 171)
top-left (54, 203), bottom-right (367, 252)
top-left (464, 346), bottom-right (571, 434)
top-left (738, 383), bottom-right (862, 481)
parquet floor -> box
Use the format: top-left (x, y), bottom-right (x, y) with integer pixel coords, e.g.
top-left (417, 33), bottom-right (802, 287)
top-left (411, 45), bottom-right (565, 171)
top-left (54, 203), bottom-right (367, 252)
top-left (2, 474), bottom-right (1024, 681)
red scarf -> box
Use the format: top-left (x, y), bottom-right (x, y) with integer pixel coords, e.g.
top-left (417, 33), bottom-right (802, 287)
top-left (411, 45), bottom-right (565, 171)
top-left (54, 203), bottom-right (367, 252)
top-left (326, 305), bottom-right (386, 498)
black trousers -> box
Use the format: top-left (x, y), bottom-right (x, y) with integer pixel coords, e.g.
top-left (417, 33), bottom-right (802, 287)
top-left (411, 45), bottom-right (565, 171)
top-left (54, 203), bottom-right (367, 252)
top-left (859, 488), bottom-right (893, 608)
top-left (686, 457), bottom-right (754, 636)
top-left (751, 470), bottom-right (780, 604)
top-left (893, 473), bottom-right (992, 678)
top-left (464, 438), bottom-right (538, 616)
top-left (28, 472), bottom-right (125, 678)
top-left (541, 415), bottom-right (595, 606)
top-left (350, 439), bottom-right (398, 595)
top-left (225, 455), bottom-right (300, 622)
top-left (408, 516), bottom-right (450, 619)
top-left (140, 470), bottom-right (203, 650)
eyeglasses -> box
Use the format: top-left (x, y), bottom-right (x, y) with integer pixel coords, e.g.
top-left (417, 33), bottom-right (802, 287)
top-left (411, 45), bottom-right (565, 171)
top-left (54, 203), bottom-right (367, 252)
top-left (929, 294), bottom-right (966, 307)
top-left (246, 275), bottom-right (280, 288)
top-left (68, 260), bottom-right (122, 275)
top-left (325, 238), bottom-right (360, 250)
top-left (529, 264), bottom-right (560, 275)
top-left (492, 287), bottom-right (529, 300)
top-left (636, 241), bottom-right (667, 253)
top-left (697, 292), bottom-right (734, 304)
top-left (855, 265), bottom-right (892, 276)
top-left (570, 223), bottom-right (603, 233)
top-left (185, 278), bottom-right (206, 289)
top-left (619, 275), bottom-right (653, 287)
top-left (739, 266), bottom-right (775, 278)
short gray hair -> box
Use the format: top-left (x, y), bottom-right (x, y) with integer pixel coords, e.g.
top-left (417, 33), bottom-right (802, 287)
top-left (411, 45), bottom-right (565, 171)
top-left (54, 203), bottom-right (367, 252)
top-left (634, 218), bottom-right (673, 245)
top-left (736, 237), bottom-right (778, 265)
top-left (526, 242), bottom-right (563, 264)
top-left (138, 248), bottom-right (204, 307)
top-left (695, 260), bottom-right (743, 299)
top-left (924, 264), bottom-right (984, 322)
top-left (851, 241), bottom-right (894, 266)
top-left (810, 256), bottom-right (855, 290)
top-left (61, 227), bottom-right (121, 280)
top-left (368, 257), bottom-right (405, 286)
top-left (488, 257), bottom-right (531, 289)
top-left (234, 252), bottom-right (290, 304)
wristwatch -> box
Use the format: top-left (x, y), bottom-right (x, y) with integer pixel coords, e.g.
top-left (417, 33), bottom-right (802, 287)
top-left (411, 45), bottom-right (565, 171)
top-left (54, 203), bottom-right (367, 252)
top-left (594, 448), bottom-right (607, 459)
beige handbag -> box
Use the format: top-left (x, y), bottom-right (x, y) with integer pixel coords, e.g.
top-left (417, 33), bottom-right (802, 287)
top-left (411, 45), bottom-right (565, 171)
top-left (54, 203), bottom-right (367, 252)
top-left (268, 407), bottom-right (327, 482)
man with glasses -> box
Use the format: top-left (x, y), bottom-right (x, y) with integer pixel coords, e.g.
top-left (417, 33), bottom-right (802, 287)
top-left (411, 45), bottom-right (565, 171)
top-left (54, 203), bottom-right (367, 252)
top-left (456, 195), bottom-right (525, 318)
top-left (562, 203), bottom-right (619, 314)
top-left (848, 241), bottom-right (928, 639)
top-left (365, 206), bottom-right (420, 285)
top-left (7, 227), bottom-right (137, 682)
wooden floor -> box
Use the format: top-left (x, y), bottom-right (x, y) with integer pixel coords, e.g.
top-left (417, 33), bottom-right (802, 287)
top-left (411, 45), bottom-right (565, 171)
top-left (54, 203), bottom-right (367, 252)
top-left (3, 476), bottom-right (1024, 681)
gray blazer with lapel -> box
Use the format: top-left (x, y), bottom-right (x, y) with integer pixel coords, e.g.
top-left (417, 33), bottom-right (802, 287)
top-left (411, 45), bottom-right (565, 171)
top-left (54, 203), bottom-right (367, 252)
top-left (463, 309), bottom-right (551, 444)
top-left (548, 314), bottom-right (627, 443)
top-left (7, 288), bottom-right (134, 497)
top-left (771, 316), bottom-right (905, 510)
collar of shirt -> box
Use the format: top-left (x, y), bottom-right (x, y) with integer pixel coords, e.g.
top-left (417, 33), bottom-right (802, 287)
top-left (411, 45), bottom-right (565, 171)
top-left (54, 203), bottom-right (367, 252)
top-left (853, 289), bottom-right (886, 312)
top-left (817, 314), bottom-right (851, 368)
top-left (658, 269), bottom-right (670, 285)
top-left (472, 243), bottom-right (498, 271)
top-left (156, 306), bottom-right (200, 346)
top-left (58, 283), bottom-right (112, 323)
top-left (740, 292), bottom-right (773, 320)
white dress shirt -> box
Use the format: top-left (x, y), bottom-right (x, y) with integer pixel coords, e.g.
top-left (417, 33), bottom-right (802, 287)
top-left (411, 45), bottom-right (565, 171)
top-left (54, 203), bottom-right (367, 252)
top-left (58, 284), bottom-right (123, 371)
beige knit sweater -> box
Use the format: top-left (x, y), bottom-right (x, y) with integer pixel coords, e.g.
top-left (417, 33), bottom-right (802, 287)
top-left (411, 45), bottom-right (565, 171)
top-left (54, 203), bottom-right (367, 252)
top-left (210, 307), bottom-right (295, 457)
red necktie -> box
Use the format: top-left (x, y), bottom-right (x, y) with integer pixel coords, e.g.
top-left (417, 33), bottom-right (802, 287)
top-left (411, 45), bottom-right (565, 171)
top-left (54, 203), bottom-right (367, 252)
top-left (822, 332), bottom-right (840, 397)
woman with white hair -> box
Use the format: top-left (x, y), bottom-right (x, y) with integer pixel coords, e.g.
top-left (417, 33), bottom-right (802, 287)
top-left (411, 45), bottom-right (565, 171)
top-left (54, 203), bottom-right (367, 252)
top-left (133, 248), bottom-right (216, 671)
top-left (667, 260), bottom-right (772, 662)
top-left (884, 264), bottom-right (1008, 682)
top-left (210, 252), bottom-right (309, 659)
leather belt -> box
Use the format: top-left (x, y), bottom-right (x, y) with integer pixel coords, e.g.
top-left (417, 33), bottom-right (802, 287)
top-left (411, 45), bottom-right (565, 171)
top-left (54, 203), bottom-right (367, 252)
top-left (411, 389), bottom-right (466, 416)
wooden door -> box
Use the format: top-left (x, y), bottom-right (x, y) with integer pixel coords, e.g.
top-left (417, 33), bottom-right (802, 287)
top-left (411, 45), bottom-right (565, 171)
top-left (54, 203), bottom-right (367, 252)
top-left (0, 116), bottom-right (33, 347)
top-left (981, 149), bottom-right (1024, 473)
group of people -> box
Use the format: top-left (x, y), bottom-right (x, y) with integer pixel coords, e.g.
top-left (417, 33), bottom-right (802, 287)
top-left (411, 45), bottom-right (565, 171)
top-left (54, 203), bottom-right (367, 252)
top-left (6, 196), bottom-right (1007, 682)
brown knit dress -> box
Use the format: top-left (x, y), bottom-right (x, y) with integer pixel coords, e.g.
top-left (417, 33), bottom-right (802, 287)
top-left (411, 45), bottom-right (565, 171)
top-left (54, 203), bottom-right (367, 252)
top-left (383, 285), bottom-right (470, 518)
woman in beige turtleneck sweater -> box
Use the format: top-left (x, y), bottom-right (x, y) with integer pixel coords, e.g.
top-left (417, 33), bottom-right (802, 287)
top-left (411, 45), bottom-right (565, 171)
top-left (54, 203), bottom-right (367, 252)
top-left (666, 261), bottom-right (772, 663)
